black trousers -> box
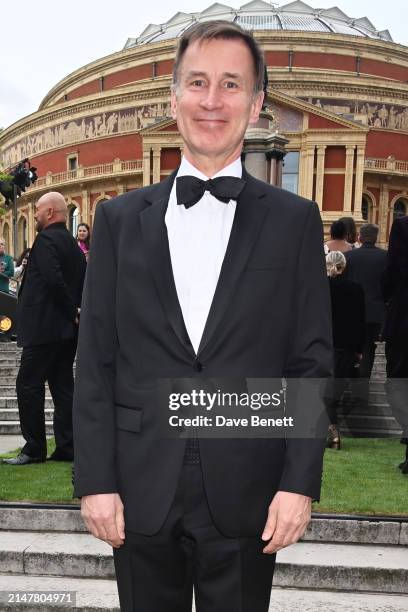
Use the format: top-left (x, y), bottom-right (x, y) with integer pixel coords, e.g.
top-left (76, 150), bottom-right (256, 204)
top-left (385, 340), bottom-right (408, 438)
top-left (328, 348), bottom-right (357, 425)
top-left (113, 459), bottom-right (276, 612)
top-left (16, 338), bottom-right (77, 459)
top-left (350, 323), bottom-right (381, 408)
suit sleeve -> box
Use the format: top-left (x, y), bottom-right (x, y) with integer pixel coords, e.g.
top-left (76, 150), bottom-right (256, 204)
top-left (73, 203), bottom-right (119, 496)
top-left (34, 232), bottom-right (77, 322)
top-left (280, 202), bottom-right (333, 501)
top-left (382, 218), bottom-right (408, 301)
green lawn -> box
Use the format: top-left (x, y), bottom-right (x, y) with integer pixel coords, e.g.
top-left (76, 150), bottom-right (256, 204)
top-left (0, 437), bottom-right (407, 514)
top-left (0, 439), bottom-right (76, 504)
top-left (317, 437), bottom-right (407, 515)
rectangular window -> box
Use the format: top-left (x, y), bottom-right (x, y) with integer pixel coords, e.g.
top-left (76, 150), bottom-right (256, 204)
top-left (282, 151), bottom-right (299, 194)
top-left (68, 156), bottom-right (78, 171)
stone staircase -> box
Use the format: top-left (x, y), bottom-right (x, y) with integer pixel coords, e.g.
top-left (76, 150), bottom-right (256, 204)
top-left (0, 342), bottom-right (402, 439)
top-left (0, 507), bottom-right (407, 610)
top-left (338, 343), bottom-right (402, 437)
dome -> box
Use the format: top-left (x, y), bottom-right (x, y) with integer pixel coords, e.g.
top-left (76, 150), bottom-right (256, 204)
top-left (124, 1), bottom-right (393, 49)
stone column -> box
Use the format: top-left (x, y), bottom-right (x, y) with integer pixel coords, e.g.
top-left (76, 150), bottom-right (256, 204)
top-left (143, 148), bottom-right (151, 187)
top-left (353, 146), bottom-right (365, 218)
top-left (301, 146), bottom-right (315, 200)
top-left (81, 190), bottom-right (89, 224)
top-left (343, 145), bottom-right (355, 213)
top-left (379, 182), bottom-right (390, 246)
top-left (315, 146), bottom-right (326, 210)
top-left (152, 145), bottom-right (161, 184)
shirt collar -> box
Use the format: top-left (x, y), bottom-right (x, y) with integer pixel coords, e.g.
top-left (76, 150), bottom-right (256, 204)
top-left (177, 156), bottom-right (242, 180)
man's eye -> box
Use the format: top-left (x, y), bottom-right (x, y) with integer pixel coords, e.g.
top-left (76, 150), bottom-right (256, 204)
top-left (191, 80), bottom-right (204, 87)
top-left (224, 81), bottom-right (238, 89)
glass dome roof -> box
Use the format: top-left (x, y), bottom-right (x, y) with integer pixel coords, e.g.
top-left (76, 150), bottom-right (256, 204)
top-left (124, 1), bottom-right (393, 49)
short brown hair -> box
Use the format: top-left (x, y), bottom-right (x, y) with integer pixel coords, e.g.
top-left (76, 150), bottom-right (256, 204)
top-left (172, 20), bottom-right (265, 93)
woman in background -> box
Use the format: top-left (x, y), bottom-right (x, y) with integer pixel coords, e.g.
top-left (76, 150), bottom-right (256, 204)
top-left (76, 223), bottom-right (91, 262)
top-left (325, 220), bottom-right (352, 254)
top-left (339, 216), bottom-right (359, 249)
top-left (326, 251), bottom-right (365, 449)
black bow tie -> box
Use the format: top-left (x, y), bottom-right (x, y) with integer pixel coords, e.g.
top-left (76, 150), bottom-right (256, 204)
top-left (176, 175), bottom-right (246, 209)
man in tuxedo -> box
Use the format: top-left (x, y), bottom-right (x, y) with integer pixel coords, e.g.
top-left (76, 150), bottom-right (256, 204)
top-left (73, 21), bottom-right (332, 612)
top-left (382, 215), bottom-right (408, 472)
top-left (4, 192), bottom-right (86, 465)
top-left (344, 223), bottom-right (387, 408)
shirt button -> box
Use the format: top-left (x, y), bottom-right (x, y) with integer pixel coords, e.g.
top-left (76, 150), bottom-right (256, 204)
top-left (193, 360), bottom-right (203, 372)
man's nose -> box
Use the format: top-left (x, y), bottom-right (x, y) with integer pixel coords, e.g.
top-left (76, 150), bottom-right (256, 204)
top-left (200, 84), bottom-right (223, 109)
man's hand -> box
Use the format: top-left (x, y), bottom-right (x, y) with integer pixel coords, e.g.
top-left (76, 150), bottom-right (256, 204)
top-left (81, 493), bottom-right (125, 548)
top-left (261, 491), bottom-right (312, 554)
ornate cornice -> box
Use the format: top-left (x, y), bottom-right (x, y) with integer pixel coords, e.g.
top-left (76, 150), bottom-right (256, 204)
top-left (38, 31), bottom-right (408, 111)
top-left (0, 81), bottom-right (172, 145)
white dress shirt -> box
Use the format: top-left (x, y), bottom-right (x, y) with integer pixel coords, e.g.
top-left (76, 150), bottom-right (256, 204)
top-left (165, 156), bottom-right (242, 354)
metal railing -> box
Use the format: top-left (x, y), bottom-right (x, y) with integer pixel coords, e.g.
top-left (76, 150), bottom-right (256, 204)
top-left (32, 159), bottom-right (143, 190)
top-left (365, 157), bottom-right (408, 174)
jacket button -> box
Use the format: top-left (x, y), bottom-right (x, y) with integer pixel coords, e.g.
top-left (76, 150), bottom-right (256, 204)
top-left (193, 360), bottom-right (203, 372)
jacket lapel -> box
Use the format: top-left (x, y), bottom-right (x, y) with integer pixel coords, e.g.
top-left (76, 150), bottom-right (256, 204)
top-left (197, 169), bottom-right (270, 357)
top-left (140, 172), bottom-right (196, 358)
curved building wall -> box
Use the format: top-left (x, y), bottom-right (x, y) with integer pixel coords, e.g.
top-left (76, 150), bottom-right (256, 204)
top-left (1, 30), bottom-right (408, 251)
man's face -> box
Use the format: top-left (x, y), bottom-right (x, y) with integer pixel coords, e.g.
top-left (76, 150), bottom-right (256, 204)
top-left (0, 241), bottom-right (5, 256)
top-left (34, 200), bottom-right (51, 232)
top-left (171, 38), bottom-right (263, 164)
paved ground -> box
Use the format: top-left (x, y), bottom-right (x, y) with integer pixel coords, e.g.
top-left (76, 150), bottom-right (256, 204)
top-left (0, 434), bottom-right (24, 454)
top-left (0, 576), bottom-right (408, 611)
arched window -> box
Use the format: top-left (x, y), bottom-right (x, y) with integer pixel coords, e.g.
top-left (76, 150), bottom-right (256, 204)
top-left (68, 205), bottom-right (79, 237)
top-left (393, 199), bottom-right (407, 220)
top-left (2, 222), bottom-right (10, 252)
top-left (361, 195), bottom-right (372, 222)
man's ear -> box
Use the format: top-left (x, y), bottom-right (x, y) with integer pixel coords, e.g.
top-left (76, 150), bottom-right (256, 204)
top-left (249, 91), bottom-right (264, 125)
top-left (170, 87), bottom-right (178, 120)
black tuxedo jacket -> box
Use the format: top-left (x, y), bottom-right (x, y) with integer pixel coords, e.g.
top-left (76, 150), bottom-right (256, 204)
top-left (382, 215), bottom-right (408, 341)
top-left (344, 243), bottom-right (387, 325)
top-left (73, 169), bottom-right (333, 537)
top-left (17, 222), bottom-right (86, 347)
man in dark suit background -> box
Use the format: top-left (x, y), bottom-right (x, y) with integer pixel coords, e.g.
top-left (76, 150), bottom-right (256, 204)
top-left (344, 223), bottom-right (387, 408)
top-left (4, 192), bottom-right (86, 465)
top-left (382, 215), bottom-right (408, 472)
top-left (73, 21), bottom-right (332, 612)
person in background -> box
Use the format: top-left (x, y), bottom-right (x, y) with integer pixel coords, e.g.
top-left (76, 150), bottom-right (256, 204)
top-left (325, 220), bottom-right (352, 254)
top-left (326, 251), bottom-right (365, 449)
top-left (14, 248), bottom-right (31, 280)
top-left (3, 192), bottom-right (86, 466)
top-left (76, 223), bottom-right (91, 261)
top-left (382, 214), bottom-right (408, 473)
top-left (343, 224), bottom-right (387, 409)
top-left (339, 216), bottom-right (359, 249)
top-left (0, 238), bottom-right (14, 294)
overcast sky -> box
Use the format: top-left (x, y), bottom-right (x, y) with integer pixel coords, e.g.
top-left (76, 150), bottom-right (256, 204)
top-left (0, 0), bottom-right (406, 130)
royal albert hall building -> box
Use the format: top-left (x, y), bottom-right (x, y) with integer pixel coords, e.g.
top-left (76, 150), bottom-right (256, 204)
top-left (1, 0), bottom-right (408, 252)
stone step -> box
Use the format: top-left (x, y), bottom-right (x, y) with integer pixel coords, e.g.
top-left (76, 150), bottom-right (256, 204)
top-left (340, 427), bottom-right (402, 438)
top-left (1, 577), bottom-right (408, 612)
top-left (0, 343), bottom-right (20, 352)
top-left (1, 367), bottom-right (76, 377)
top-left (0, 575), bottom-right (119, 611)
top-left (339, 404), bottom-right (393, 417)
top-left (1, 532), bottom-right (407, 594)
top-left (1, 508), bottom-right (407, 546)
top-left (338, 414), bottom-right (401, 432)
top-left (0, 422), bottom-right (54, 435)
top-left (0, 398), bottom-right (53, 408)
top-left (0, 387), bottom-right (51, 396)
top-left (0, 409), bottom-right (54, 422)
